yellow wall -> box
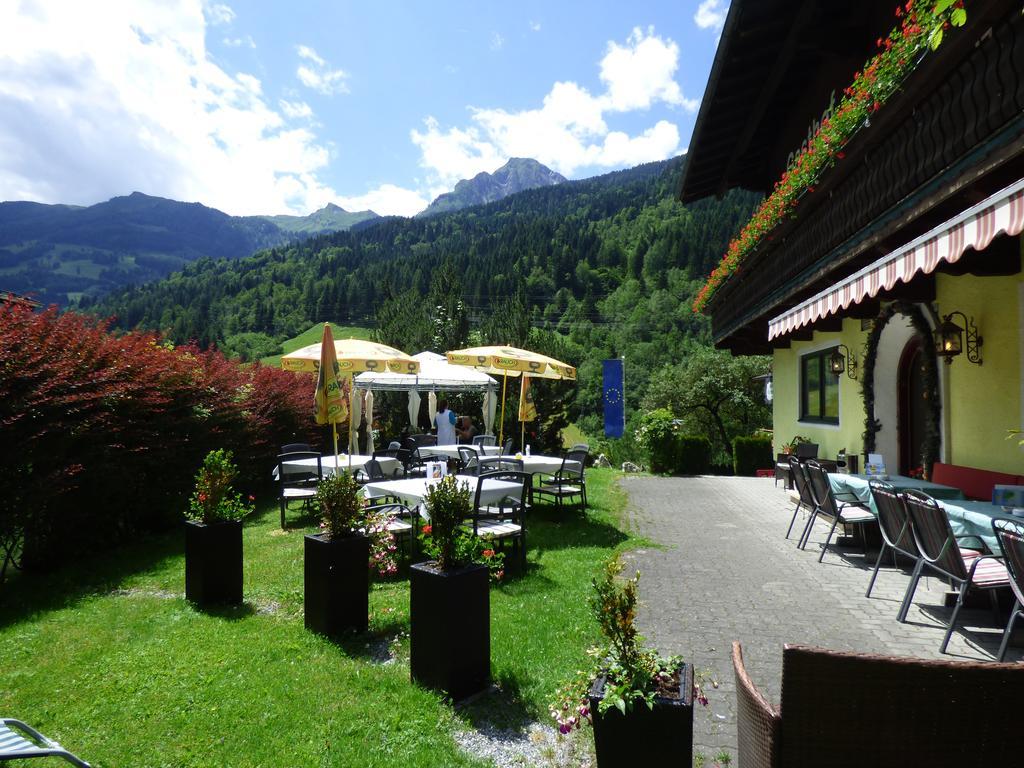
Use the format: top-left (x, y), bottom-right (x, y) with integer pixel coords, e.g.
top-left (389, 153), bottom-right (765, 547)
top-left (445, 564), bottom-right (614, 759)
top-left (936, 263), bottom-right (1023, 474)
top-left (772, 317), bottom-right (868, 460)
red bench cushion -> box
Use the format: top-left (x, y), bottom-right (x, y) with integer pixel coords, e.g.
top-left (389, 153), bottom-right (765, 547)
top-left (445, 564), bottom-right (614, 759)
top-left (930, 461), bottom-right (1023, 501)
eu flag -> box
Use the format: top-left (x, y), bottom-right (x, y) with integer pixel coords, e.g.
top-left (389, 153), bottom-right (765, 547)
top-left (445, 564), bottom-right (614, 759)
top-left (603, 359), bottom-right (625, 438)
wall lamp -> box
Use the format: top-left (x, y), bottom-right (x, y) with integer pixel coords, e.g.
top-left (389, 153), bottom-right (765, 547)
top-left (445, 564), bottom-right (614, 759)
top-left (935, 311), bottom-right (982, 365)
top-left (829, 344), bottom-right (858, 379)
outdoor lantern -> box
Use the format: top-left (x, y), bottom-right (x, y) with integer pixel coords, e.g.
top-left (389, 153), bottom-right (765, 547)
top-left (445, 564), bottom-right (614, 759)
top-left (935, 311), bottom-right (982, 365)
top-left (829, 344), bottom-right (857, 379)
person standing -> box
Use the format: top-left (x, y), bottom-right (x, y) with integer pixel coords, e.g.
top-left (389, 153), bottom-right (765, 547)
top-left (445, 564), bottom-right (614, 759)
top-left (435, 398), bottom-right (457, 445)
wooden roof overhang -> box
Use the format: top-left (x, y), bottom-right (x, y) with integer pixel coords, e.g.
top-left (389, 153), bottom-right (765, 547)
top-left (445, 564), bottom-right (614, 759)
top-left (681, 0), bottom-right (1024, 354)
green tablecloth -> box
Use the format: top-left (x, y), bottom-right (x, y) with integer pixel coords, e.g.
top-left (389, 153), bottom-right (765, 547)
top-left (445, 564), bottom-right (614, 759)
top-left (937, 499), bottom-right (1019, 556)
top-left (828, 473), bottom-right (966, 515)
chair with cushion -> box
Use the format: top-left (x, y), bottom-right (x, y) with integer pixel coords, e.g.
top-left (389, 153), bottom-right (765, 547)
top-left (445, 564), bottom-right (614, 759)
top-left (0, 718), bottom-right (91, 766)
top-left (774, 453), bottom-right (792, 489)
top-left (731, 643), bottom-right (780, 768)
top-left (900, 490), bottom-right (1008, 653)
top-left (534, 449), bottom-right (588, 510)
top-left (799, 460), bottom-right (875, 562)
top-left (472, 434), bottom-right (496, 447)
top-left (467, 470), bottom-right (529, 571)
top-left (457, 445), bottom-right (480, 475)
top-left (865, 480), bottom-right (921, 598)
top-left (991, 517), bottom-right (1024, 661)
top-left (277, 451), bottom-right (322, 529)
top-left (786, 459), bottom-right (817, 539)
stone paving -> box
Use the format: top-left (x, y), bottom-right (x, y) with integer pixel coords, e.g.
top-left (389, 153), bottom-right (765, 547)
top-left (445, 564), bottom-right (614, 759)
top-left (619, 475), bottom-right (1023, 760)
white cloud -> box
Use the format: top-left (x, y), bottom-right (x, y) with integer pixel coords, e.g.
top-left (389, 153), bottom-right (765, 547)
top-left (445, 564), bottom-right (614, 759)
top-left (410, 27), bottom-right (691, 188)
top-left (694, 0), bottom-right (727, 31)
top-left (223, 35), bottom-right (255, 48)
top-left (0, 0), bottom-right (343, 215)
top-left (295, 44), bottom-right (349, 95)
top-left (279, 99), bottom-right (313, 119)
top-left (529, 20), bottom-right (542, 32)
top-left (338, 184), bottom-right (430, 218)
top-left (490, 32), bottom-right (504, 51)
top-left (204, 2), bottom-right (235, 26)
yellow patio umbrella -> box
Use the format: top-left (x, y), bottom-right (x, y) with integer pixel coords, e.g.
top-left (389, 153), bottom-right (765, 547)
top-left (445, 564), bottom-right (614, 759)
top-left (446, 345), bottom-right (576, 449)
top-left (286, 330), bottom-right (420, 467)
top-left (313, 324), bottom-right (347, 465)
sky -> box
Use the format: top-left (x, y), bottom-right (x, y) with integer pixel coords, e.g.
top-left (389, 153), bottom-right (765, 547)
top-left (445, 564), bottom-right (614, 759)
top-left (0, 0), bottom-right (729, 217)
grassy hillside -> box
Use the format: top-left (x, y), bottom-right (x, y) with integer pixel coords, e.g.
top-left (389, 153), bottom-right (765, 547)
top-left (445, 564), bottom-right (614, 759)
top-left (259, 322), bottom-right (374, 367)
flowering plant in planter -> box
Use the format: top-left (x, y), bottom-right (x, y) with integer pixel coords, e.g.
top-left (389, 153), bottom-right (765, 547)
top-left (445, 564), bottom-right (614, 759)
top-left (186, 449), bottom-right (254, 523)
top-left (419, 475), bottom-right (505, 580)
top-left (551, 558), bottom-right (708, 733)
top-left (315, 472), bottom-right (398, 576)
top-left (693, 0), bottom-right (968, 313)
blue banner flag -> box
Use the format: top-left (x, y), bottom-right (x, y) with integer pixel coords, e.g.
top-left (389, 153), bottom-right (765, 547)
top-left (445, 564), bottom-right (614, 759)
top-left (603, 359), bottom-right (625, 438)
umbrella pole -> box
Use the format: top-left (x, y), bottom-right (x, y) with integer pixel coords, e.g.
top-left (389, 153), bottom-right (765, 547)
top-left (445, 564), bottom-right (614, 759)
top-left (498, 373), bottom-right (508, 449)
top-left (521, 421), bottom-right (525, 452)
top-left (332, 423), bottom-right (339, 471)
top-left (348, 373), bottom-right (354, 470)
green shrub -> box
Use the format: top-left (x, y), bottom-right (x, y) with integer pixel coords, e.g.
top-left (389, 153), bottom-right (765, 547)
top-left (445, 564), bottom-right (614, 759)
top-left (635, 409), bottom-right (677, 473)
top-left (186, 449), bottom-right (254, 523)
top-left (674, 436), bottom-right (712, 475)
top-left (732, 436), bottom-right (774, 476)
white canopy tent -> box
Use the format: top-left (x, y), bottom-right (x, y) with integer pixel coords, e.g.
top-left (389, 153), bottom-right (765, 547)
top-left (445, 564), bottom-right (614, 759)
top-left (355, 351), bottom-right (499, 441)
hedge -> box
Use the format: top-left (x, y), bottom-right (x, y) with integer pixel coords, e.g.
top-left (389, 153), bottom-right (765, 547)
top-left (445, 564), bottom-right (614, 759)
top-left (675, 435), bottom-right (712, 475)
top-left (732, 436), bottom-right (774, 476)
top-left (0, 306), bottom-right (319, 576)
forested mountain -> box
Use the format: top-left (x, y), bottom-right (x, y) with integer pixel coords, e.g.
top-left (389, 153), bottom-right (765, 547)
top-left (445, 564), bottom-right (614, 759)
top-left (0, 192), bottom-right (375, 306)
top-left (418, 157), bottom-right (566, 217)
top-left (92, 157), bottom-right (759, 435)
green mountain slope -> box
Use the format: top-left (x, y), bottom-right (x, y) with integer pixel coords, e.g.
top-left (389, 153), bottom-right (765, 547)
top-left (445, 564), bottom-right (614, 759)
top-left (92, 158), bottom-right (759, 423)
top-left (0, 193), bottom-right (376, 306)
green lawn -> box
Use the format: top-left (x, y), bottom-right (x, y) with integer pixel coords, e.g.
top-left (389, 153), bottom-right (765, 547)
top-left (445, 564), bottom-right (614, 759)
top-left (0, 469), bottom-right (631, 766)
top-left (260, 323), bottom-right (375, 367)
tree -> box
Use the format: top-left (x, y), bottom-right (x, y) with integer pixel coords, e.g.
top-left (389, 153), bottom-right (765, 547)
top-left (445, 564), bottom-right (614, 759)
top-left (427, 259), bottom-right (469, 353)
top-left (643, 347), bottom-right (771, 461)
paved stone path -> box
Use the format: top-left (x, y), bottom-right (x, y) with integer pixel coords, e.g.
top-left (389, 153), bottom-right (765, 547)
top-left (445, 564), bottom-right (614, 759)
top-left (619, 475), bottom-right (1022, 760)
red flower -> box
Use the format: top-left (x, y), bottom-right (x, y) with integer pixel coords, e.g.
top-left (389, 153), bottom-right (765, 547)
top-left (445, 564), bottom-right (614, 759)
top-left (422, 524), bottom-right (432, 535)
top-left (836, 151), bottom-right (846, 159)
top-left (198, 492), bottom-right (207, 503)
top-left (483, 549), bottom-right (495, 558)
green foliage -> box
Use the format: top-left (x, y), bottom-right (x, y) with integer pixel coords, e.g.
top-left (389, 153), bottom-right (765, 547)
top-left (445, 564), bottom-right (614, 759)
top-left (186, 449), bottom-right (254, 524)
top-left (314, 472), bottom-right (363, 539)
top-left (422, 475), bottom-right (474, 570)
top-left (676, 435), bottom-right (712, 475)
top-left (644, 346), bottom-right (771, 463)
top-left (732, 436), bottom-right (773, 476)
top-left (635, 408), bottom-right (678, 473)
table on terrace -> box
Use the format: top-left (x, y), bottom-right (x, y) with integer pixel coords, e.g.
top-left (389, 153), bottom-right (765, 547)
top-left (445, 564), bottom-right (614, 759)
top-left (937, 499), bottom-right (1024, 556)
top-left (828, 473), bottom-right (966, 515)
top-left (273, 454), bottom-right (400, 480)
top-left (361, 474), bottom-right (522, 516)
top-left (418, 444), bottom-right (500, 460)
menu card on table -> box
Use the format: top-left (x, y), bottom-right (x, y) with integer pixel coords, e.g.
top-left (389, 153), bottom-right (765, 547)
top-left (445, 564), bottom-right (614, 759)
top-left (864, 453), bottom-right (887, 477)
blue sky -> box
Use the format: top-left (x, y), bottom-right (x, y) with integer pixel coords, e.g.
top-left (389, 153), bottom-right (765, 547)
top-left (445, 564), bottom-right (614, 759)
top-left (0, 0), bottom-right (728, 216)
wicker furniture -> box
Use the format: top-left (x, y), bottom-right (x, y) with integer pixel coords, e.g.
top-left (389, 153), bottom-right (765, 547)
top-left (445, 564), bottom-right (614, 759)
top-left (733, 642), bottom-right (1024, 767)
top-left (900, 490), bottom-right (1008, 653)
top-left (731, 643), bottom-right (780, 768)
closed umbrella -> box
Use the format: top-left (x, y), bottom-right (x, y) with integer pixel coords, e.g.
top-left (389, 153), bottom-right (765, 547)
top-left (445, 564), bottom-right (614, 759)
top-left (365, 389), bottom-right (375, 455)
top-left (313, 324), bottom-right (347, 465)
top-left (447, 345), bottom-right (576, 449)
top-left (349, 387), bottom-right (362, 453)
top-left (483, 388), bottom-right (496, 435)
top-left (408, 389), bottom-right (421, 430)
top-left (428, 391), bottom-right (438, 432)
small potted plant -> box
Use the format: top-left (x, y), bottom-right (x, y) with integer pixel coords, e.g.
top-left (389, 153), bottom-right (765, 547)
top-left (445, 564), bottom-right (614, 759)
top-left (304, 471), bottom-right (372, 636)
top-left (552, 558), bottom-right (705, 766)
top-left (184, 449), bottom-right (253, 607)
top-left (409, 474), bottom-right (494, 700)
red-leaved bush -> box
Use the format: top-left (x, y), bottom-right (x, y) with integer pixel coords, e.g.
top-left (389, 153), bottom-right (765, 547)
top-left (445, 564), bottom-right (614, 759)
top-left (0, 305), bottom-right (316, 575)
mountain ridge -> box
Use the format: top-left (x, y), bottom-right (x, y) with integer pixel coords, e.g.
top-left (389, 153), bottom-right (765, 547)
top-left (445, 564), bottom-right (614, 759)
top-left (418, 157), bottom-right (566, 217)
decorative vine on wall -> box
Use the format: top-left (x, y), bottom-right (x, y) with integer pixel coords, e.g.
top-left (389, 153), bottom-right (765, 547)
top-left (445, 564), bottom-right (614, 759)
top-left (861, 301), bottom-right (941, 476)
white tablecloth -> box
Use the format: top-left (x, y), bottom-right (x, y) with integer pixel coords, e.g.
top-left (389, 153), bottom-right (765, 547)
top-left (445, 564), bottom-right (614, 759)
top-left (361, 474), bottom-right (521, 515)
top-left (273, 454), bottom-right (400, 480)
top-left (493, 454), bottom-right (580, 475)
top-left (418, 444), bottom-right (500, 460)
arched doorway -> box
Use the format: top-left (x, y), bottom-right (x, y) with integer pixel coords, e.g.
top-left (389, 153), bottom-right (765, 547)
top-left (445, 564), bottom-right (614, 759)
top-left (898, 337), bottom-right (927, 475)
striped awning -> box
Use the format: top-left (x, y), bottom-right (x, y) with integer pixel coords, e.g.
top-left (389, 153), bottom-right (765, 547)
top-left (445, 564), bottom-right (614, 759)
top-left (768, 178), bottom-right (1024, 340)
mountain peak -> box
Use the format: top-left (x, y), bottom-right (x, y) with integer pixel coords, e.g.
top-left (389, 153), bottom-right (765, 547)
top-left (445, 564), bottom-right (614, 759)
top-left (418, 158), bottom-right (566, 217)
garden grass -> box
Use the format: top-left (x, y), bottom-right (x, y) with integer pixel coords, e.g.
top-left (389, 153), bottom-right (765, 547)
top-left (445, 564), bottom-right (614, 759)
top-left (0, 468), bottom-right (632, 766)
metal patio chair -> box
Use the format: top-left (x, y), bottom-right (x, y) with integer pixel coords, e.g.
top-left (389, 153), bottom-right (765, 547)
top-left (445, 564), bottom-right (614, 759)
top-left (992, 517), bottom-right (1024, 660)
top-left (0, 718), bottom-right (90, 766)
top-left (363, 500), bottom-right (420, 561)
top-left (457, 445), bottom-right (480, 475)
top-left (900, 490), bottom-right (1008, 653)
top-left (799, 460), bottom-right (875, 562)
top-left (467, 470), bottom-right (529, 571)
top-left (786, 459), bottom-right (817, 539)
top-left (534, 449), bottom-right (588, 510)
top-left (276, 451), bottom-right (322, 529)
top-left (865, 480), bottom-right (921, 598)
top-left (472, 434), bottom-right (496, 447)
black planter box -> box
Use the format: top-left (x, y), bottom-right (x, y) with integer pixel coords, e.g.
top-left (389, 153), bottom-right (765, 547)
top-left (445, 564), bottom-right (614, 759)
top-left (409, 561), bottom-right (489, 700)
top-left (304, 533), bottom-right (370, 636)
top-left (589, 663), bottom-right (694, 767)
top-left (184, 519), bottom-right (243, 606)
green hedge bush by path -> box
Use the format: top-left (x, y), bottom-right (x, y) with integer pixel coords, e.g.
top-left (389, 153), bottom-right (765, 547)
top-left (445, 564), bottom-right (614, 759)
top-left (674, 435), bottom-right (712, 475)
top-left (732, 436), bottom-right (773, 476)
top-left (0, 306), bottom-right (319, 576)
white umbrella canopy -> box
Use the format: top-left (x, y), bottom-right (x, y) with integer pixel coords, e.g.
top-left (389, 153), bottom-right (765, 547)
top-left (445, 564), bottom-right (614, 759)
top-left (408, 389), bottom-right (421, 430)
top-left (354, 351), bottom-right (497, 391)
top-left (428, 391), bottom-right (438, 429)
top-left (483, 389), bottom-right (497, 435)
top-left (365, 390), bottom-right (375, 455)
